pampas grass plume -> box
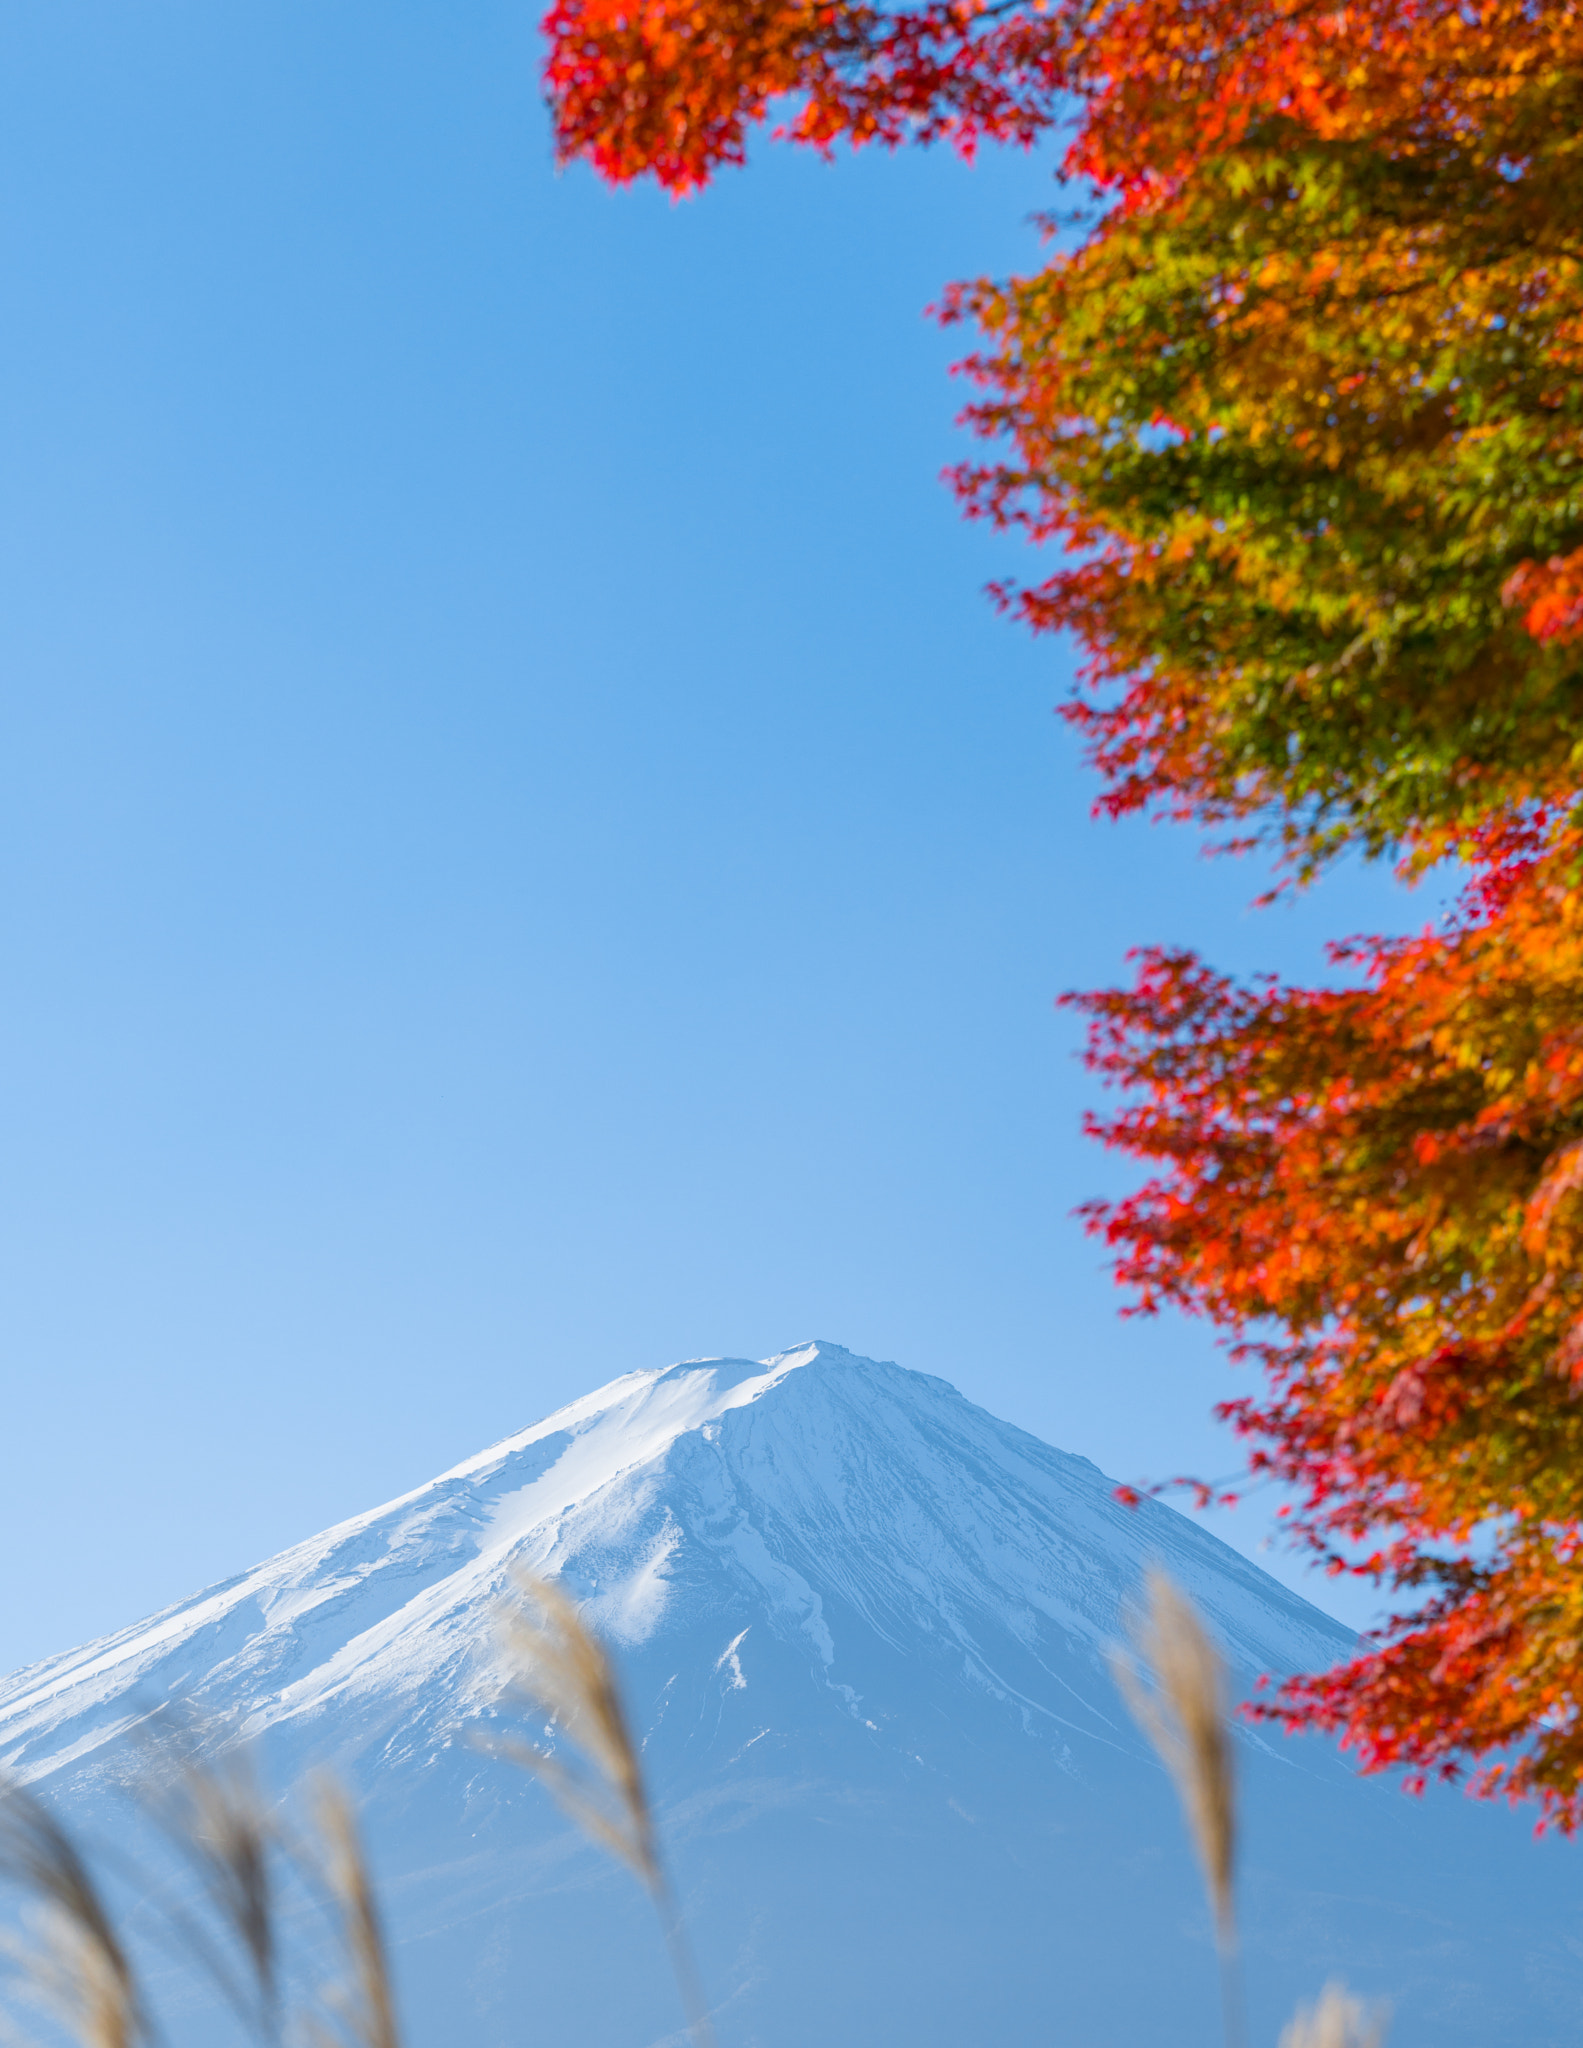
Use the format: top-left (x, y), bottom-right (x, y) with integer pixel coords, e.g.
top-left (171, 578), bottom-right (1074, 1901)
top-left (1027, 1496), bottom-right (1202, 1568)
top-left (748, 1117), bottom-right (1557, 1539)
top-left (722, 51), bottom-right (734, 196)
top-left (0, 1781), bottom-right (146, 2048)
top-left (1111, 1569), bottom-right (1245, 2048)
top-left (1280, 1981), bottom-right (1388, 2048)
top-left (141, 1739), bottom-right (280, 2041)
top-left (493, 1573), bottom-right (658, 1886)
top-left (493, 1572), bottom-right (716, 2048)
top-left (1111, 1568), bottom-right (1237, 1942)
top-left (309, 1779), bottom-right (402, 2048)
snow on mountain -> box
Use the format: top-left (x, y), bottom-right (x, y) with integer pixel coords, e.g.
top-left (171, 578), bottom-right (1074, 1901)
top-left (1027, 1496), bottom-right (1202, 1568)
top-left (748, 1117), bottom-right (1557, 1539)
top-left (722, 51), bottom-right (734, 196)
top-left (0, 1343), bottom-right (1343, 1783)
top-left (2, 1342), bottom-right (1580, 2048)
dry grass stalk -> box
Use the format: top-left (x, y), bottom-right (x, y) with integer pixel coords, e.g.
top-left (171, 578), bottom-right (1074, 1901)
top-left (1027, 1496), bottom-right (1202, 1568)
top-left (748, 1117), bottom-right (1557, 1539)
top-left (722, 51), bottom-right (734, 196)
top-left (0, 1780), bottom-right (146, 2048)
top-left (141, 1744), bottom-right (280, 2041)
top-left (1111, 1569), bottom-right (1237, 1944)
top-left (1112, 1570), bottom-right (1244, 2048)
top-left (308, 1780), bottom-right (402, 2048)
top-left (1279, 1981), bottom-right (1388, 2048)
top-left (0, 1744), bottom-right (406, 2048)
top-left (494, 1575), bottom-right (658, 1885)
top-left (494, 1572), bottom-right (716, 2048)
top-left (136, 1722), bottom-right (401, 2048)
top-left (14, 1907), bottom-right (143, 2048)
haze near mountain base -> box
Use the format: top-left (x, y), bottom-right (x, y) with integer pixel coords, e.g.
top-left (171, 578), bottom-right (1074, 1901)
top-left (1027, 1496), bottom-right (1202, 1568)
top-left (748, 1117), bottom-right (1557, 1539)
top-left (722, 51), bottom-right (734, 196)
top-left (1, 1342), bottom-right (1578, 2046)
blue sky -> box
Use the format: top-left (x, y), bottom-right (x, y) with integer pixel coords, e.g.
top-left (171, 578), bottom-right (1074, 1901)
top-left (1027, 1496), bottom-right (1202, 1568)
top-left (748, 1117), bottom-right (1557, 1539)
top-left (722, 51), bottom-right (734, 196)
top-left (0, 0), bottom-right (1431, 1673)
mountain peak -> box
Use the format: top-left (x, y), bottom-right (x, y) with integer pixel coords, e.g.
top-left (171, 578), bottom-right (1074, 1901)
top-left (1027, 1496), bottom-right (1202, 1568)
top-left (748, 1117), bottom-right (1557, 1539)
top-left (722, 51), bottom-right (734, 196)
top-left (3, 1344), bottom-right (1576, 2048)
top-left (0, 1341), bottom-right (1345, 1796)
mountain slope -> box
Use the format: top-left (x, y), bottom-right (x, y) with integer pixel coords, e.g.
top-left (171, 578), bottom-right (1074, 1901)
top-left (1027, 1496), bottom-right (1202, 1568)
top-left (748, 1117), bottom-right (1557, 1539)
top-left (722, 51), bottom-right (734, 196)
top-left (2, 1343), bottom-right (1579, 2048)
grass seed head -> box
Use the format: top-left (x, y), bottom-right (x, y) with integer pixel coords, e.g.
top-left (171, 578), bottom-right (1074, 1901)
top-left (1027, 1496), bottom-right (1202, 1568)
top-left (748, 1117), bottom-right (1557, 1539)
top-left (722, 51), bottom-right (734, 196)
top-left (0, 1781), bottom-right (146, 2048)
top-left (140, 1738), bottom-right (280, 2038)
top-left (310, 1779), bottom-right (402, 2048)
top-left (492, 1573), bottom-right (658, 1888)
top-left (1111, 1569), bottom-right (1237, 1945)
top-left (1279, 1981), bottom-right (1388, 2048)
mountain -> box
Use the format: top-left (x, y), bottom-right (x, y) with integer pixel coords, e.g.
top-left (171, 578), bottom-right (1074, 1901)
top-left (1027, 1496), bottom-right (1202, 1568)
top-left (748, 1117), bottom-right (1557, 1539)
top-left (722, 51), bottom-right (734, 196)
top-left (2, 1342), bottom-right (1579, 2047)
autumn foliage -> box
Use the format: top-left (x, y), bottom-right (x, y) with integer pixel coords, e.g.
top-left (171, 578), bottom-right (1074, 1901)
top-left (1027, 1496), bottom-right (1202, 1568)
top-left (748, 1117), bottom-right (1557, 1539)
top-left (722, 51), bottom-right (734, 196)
top-left (541, 0), bottom-right (1583, 1823)
top-left (542, 0), bottom-right (1072, 192)
top-left (1073, 813), bottom-right (1583, 1821)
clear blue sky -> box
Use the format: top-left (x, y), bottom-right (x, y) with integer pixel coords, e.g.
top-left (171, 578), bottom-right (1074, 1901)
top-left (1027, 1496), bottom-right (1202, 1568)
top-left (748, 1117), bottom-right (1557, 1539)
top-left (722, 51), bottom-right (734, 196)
top-left (0, 0), bottom-right (1430, 1674)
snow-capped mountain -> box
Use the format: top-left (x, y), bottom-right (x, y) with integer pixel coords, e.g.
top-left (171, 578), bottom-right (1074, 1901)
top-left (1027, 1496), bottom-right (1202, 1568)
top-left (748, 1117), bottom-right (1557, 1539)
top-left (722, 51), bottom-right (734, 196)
top-left (2, 1343), bottom-right (1579, 2047)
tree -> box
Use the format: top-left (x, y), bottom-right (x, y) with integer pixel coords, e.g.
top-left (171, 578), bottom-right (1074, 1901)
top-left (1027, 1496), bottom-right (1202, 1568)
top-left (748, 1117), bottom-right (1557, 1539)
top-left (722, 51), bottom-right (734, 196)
top-left (1072, 811), bottom-right (1583, 1827)
top-left (545, 0), bottom-right (1583, 867)
top-left (539, 0), bottom-right (1583, 1817)
top-left (945, 110), bottom-right (1583, 872)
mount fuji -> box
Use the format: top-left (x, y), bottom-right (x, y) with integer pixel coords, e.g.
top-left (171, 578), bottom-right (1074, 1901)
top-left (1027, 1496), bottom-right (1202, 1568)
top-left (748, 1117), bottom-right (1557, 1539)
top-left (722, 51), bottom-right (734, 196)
top-left (2, 1342), bottom-right (1579, 2047)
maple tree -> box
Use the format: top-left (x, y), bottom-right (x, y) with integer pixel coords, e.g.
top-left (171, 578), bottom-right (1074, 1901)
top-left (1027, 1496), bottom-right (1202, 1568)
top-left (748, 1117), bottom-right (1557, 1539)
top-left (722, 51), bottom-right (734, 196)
top-left (942, 0), bottom-right (1583, 871)
top-left (547, 0), bottom-right (1583, 863)
top-left (1074, 811), bottom-right (1583, 1825)
top-left (540, 0), bottom-right (1583, 1818)
top-left (946, 124), bottom-right (1583, 871)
